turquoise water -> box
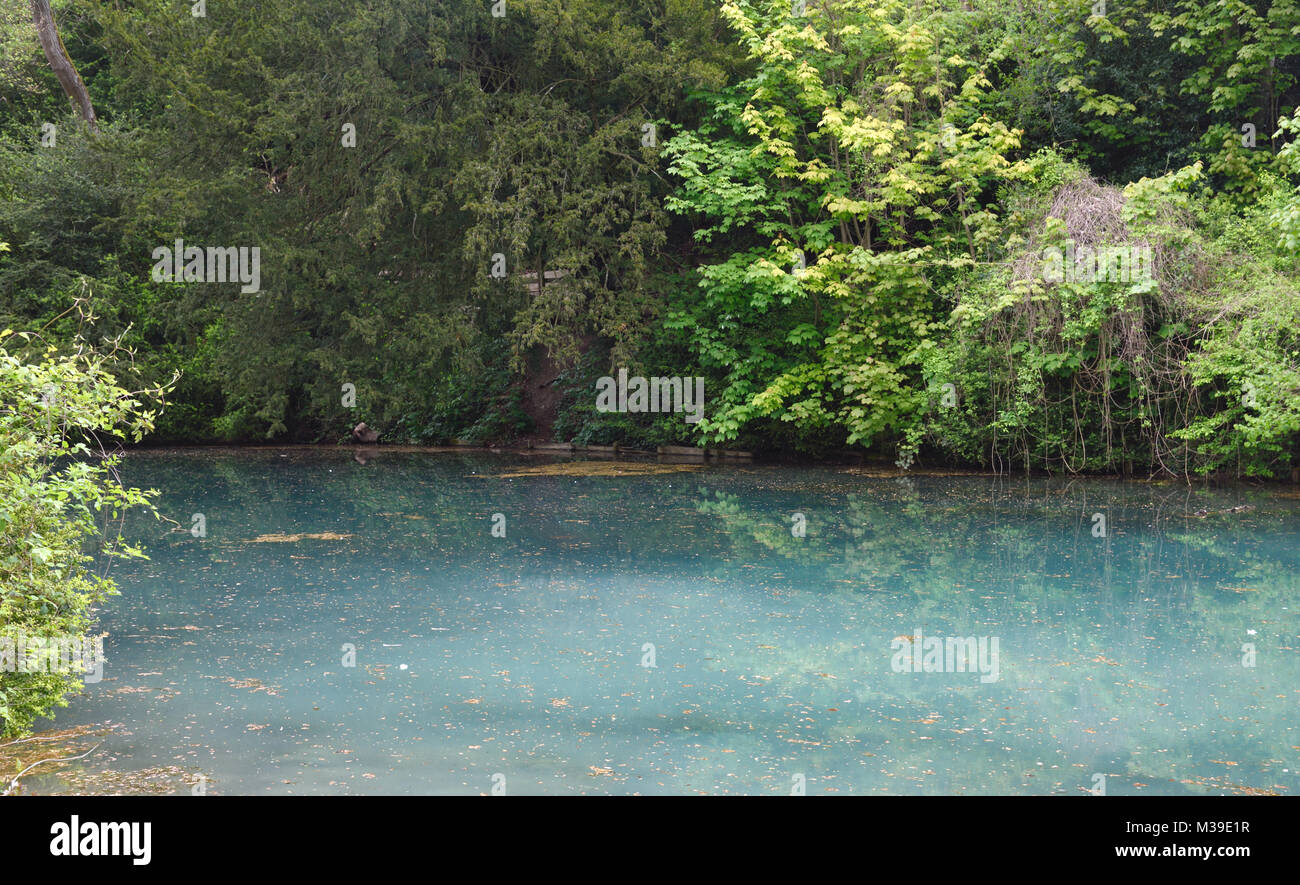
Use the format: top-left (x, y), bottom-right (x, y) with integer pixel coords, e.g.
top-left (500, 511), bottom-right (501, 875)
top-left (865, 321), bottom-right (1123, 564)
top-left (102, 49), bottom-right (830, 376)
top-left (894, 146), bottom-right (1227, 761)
top-left (36, 449), bottom-right (1300, 795)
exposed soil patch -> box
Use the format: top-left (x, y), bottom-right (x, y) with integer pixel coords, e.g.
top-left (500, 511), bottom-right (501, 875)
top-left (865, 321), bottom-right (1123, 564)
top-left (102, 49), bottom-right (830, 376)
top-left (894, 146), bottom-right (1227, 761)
top-left (517, 337), bottom-right (594, 445)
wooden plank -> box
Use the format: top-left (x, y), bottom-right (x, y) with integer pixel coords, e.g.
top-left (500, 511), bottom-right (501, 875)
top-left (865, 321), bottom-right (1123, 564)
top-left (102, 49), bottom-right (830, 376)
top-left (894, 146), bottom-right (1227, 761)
top-left (708, 449), bottom-right (753, 459)
top-left (531, 442), bottom-right (576, 452)
top-left (658, 445), bottom-right (705, 456)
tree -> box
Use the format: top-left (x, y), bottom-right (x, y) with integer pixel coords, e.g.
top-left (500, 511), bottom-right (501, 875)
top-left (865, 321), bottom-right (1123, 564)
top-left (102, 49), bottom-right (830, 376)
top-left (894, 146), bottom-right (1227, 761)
top-left (29, 0), bottom-right (97, 131)
top-left (663, 0), bottom-right (1023, 456)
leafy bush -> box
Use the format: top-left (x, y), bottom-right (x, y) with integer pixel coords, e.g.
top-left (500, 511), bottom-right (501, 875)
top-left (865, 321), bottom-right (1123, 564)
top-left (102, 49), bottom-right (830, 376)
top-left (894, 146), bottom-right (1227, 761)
top-left (920, 154), bottom-right (1300, 476)
top-left (0, 311), bottom-right (169, 739)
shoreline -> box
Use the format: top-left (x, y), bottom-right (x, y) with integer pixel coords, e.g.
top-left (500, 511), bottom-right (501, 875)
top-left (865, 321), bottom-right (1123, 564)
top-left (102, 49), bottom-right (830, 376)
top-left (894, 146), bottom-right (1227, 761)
top-left (110, 442), bottom-right (1300, 487)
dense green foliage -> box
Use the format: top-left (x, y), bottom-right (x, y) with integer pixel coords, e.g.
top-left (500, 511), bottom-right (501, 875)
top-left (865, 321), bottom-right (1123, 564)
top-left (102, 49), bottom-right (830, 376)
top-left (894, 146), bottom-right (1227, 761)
top-left (1, 0), bottom-right (1297, 476)
top-left (0, 307), bottom-right (167, 739)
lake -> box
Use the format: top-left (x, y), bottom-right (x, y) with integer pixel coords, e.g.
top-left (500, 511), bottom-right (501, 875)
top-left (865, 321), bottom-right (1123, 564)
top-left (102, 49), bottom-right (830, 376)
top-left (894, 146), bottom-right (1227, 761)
top-left (30, 449), bottom-right (1300, 795)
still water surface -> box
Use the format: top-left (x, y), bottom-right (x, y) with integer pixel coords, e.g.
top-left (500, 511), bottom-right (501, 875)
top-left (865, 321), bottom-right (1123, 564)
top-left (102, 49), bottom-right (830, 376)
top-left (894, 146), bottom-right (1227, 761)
top-left (38, 449), bottom-right (1300, 794)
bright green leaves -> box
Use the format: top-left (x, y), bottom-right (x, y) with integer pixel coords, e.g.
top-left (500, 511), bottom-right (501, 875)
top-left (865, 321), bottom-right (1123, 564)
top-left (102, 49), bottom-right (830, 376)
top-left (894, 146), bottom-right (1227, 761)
top-left (0, 326), bottom-right (170, 739)
top-left (1149, 0), bottom-right (1300, 196)
top-left (1269, 109), bottom-right (1300, 253)
top-left (664, 0), bottom-right (1021, 454)
top-left (921, 152), bottom-right (1300, 477)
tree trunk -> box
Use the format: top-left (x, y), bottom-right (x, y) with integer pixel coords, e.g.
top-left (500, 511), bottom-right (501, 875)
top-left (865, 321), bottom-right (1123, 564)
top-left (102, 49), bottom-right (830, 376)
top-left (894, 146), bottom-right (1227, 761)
top-left (30, 0), bottom-right (98, 132)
